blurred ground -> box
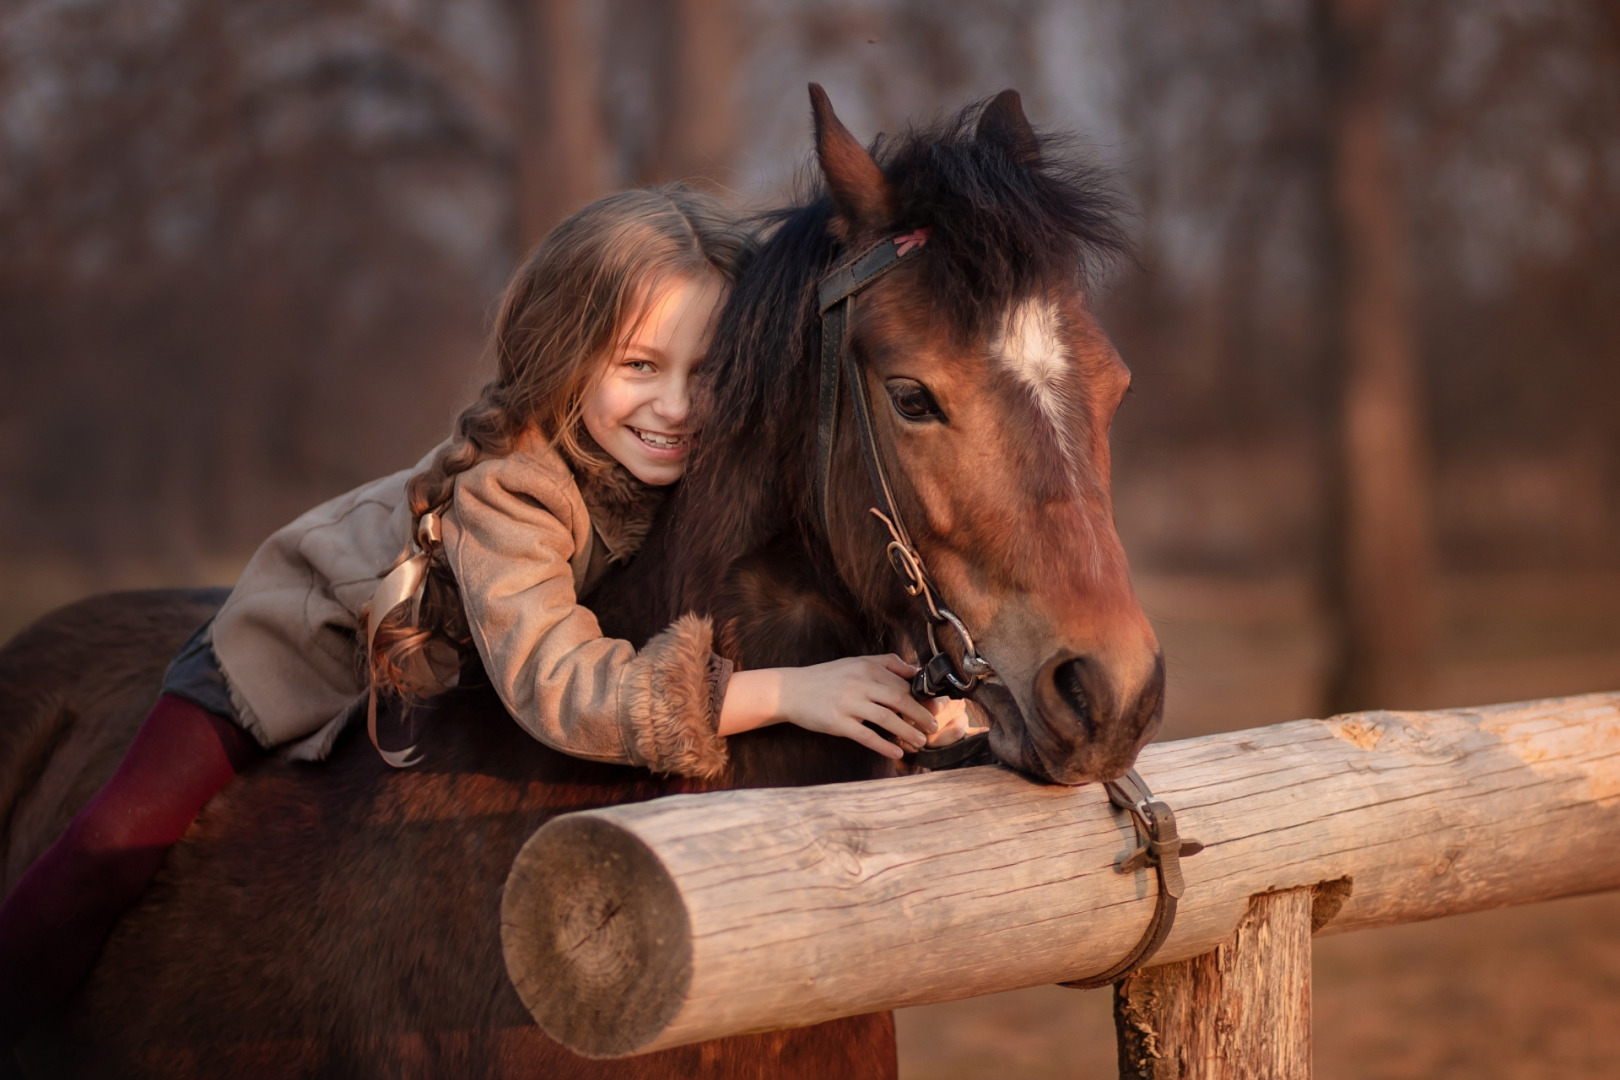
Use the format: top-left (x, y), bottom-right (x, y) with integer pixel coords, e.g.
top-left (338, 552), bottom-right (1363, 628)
top-left (4, 565), bottom-right (1618, 1077)
top-left (897, 570), bottom-right (1620, 1079)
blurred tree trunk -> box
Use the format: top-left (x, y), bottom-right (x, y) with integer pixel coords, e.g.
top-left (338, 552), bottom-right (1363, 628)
top-left (649, 0), bottom-right (739, 186)
top-left (516, 0), bottom-right (608, 247)
top-left (1317, 0), bottom-right (1437, 713)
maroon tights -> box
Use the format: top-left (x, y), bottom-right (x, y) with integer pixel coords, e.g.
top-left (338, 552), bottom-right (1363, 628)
top-left (0, 694), bottom-right (259, 1045)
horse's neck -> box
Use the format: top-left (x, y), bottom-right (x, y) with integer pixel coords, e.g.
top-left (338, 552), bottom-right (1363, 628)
top-left (589, 509), bottom-right (893, 788)
top-left (687, 530), bottom-right (897, 788)
top-left (707, 529), bottom-right (873, 665)
top-left (587, 497), bottom-right (683, 647)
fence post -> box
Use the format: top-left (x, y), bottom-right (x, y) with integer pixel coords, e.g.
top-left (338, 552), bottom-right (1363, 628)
top-left (1114, 885), bottom-right (1325, 1079)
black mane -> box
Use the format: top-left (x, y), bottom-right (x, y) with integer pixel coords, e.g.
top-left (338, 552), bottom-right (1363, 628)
top-left (662, 97), bottom-right (1130, 621)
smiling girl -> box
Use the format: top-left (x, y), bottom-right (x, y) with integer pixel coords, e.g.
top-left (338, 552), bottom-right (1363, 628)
top-left (0, 186), bottom-right (937, 1043)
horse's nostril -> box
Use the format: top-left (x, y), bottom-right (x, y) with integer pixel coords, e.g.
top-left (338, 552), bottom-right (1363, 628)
top-left (1053, 658), bottom-right (1094, 740)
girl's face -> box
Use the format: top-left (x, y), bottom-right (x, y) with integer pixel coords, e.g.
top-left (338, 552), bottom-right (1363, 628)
top-left (582, 271), bottom-right (726, 486)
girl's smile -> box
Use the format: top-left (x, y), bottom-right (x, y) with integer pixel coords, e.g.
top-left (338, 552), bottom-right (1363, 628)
top-left (629, 427), bottom-right (686, 453)
top-left (582, 271), bottom-right (726, 485)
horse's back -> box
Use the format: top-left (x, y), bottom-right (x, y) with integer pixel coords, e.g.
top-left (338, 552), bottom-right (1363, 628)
top-left (0, 588), bottom-right (224, 894)
top-left (2, 590), bottom-right (896, 1079)
top-left (31, 684), bottom-right (896, 1079)
top-left (0, 592), bottom-right (900, 1080)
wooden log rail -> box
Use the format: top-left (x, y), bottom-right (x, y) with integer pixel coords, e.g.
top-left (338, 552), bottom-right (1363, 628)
top-left (501, 692), bottom-right (1620, 1061)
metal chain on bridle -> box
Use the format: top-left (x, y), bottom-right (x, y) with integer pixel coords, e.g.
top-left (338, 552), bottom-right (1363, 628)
top-left (813, 229), bottom-right (1202, 986)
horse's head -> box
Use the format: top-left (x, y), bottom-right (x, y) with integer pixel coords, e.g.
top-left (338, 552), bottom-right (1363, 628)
top-left (808, 86), bottom-right (1163, 785)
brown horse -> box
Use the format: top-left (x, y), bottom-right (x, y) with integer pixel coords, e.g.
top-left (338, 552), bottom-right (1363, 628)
top-left (0, 88), bottom-right (1161, 1078)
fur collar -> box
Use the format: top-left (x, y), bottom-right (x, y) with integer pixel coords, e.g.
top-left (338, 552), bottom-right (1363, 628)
top-left (564, 433), bottom-right (669, 564)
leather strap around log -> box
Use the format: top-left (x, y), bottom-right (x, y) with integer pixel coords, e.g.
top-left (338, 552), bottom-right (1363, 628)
top-left (1061, 768), bottom-right (1203, 989)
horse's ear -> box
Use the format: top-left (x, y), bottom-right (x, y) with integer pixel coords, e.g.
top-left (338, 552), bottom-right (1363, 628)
top-left (977, 89), bottom-right (1040, 166)
top-left (809, 83), bottom-right (895, 236)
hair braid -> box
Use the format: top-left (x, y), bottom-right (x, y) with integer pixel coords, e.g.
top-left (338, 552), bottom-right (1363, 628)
top-left (368, 385), bottom-right (524, 697)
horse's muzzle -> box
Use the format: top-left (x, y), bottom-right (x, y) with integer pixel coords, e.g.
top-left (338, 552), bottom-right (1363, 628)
top-left (984, 649), bottom-right (1166, 785)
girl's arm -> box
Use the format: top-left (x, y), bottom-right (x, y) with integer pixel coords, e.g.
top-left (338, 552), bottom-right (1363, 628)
top-left (446, 445), bottom-right (938, 773)
top-left (718, 655), bottom-right (939, 761)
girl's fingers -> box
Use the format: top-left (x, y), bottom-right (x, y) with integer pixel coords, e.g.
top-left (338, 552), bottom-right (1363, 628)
top-left (879, 654), bottom-right (920, 680)
top-left (867, 678), bottom-right (940, 734)
top-left (853, 702), bottom-right (927, 750)
top-left (898, 693), bottom-right (940, 734)
top-left (837, 719), bottom-right (905, 759)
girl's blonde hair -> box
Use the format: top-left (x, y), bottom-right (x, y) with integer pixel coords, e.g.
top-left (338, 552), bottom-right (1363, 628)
top-left (370, 184), bottom-right (753, 700)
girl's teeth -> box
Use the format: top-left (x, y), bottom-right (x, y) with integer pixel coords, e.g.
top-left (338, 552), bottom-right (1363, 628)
top-left (635, 428), bottom-right (683, 449)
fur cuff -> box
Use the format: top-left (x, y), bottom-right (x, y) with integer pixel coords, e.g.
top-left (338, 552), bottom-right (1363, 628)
top-left (624, 613), bottom-right (731, 779)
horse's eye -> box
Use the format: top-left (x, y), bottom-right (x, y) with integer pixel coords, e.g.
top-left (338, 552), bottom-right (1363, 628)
top-left (886, 379), bottom-right (944, 422)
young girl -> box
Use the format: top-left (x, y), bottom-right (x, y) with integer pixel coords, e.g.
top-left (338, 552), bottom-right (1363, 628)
top-left (0, 185), bottom-right (938, 1043)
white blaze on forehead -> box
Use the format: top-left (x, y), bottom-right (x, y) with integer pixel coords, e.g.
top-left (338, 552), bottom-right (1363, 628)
top-left (994, 298), bottom-right (1067, 391)
top-left (992, 298), bottom-right (1078, 478)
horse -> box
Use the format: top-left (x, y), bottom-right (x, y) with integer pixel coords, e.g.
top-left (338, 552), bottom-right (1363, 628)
top-left (0, 87), bottom-right (1162, 1078)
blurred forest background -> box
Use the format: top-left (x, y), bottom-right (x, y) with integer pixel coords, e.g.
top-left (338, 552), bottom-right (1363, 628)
top-left (2, 0), bottom-right (1619, 1077)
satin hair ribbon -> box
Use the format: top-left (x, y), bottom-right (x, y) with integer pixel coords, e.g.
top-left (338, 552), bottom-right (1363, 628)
top-left (362, 511), bottom-right (443, 768)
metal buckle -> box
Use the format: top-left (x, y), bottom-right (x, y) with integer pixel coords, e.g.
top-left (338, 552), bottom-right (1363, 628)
top-left (912, 652), bottom-right (961, 698)
top-left (870, 507), bottom-right (994, 697)
top-left (1059, 771), bottom-right (1203, 989)
top-left (1110, 780), bottom-right (1203, 901)
top-left (927, 609), bottom-right (992, 674)
top-left (920, 609), bottom-right (993, 696)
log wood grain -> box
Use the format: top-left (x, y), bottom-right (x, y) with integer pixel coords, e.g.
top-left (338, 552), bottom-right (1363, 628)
top-left (501, 692), bottom-right (1620, 1057)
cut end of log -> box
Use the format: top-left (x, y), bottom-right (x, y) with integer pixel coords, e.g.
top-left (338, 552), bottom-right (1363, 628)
top-left (501, 814), bottom-right (692, 1058)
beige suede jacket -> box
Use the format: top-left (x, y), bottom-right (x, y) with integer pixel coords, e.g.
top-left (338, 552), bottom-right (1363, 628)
top-left (208, 428), bottom-right (730, 777)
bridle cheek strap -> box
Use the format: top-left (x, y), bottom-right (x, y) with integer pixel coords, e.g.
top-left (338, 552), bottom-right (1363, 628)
top-left (814, 230), bottom-right (991, 708)
top-left (815, 230), bottom-right (923, 535)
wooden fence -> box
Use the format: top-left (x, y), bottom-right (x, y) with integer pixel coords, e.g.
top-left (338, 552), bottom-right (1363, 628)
top-left (500, 692), bottom-right (1620, 1076)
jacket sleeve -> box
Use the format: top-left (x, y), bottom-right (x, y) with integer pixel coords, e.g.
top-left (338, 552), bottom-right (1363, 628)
top-left (442, 457), bottom-right (730, 779)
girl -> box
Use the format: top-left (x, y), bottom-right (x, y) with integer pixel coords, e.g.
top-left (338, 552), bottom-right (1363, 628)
top-left (0, 185), bottom-right (938, 1043)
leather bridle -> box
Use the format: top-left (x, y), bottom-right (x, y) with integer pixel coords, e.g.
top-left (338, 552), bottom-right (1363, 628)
top-left (814, 230), bottom-right (993, 710)
top-left (1060, 769), bottom-right (1204, 988)
top-left (812, 229), bottom-right (1202, 986)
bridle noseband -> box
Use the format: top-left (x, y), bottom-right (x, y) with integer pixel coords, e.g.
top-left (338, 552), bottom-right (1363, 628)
top-left (814, 229), bottom-right (993, 709)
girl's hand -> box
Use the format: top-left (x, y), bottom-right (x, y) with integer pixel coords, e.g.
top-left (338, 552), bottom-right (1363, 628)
top-left (776, 655), bottom-right (940, 759)
top-left (925, 696), bottom-right (979, 747)
top-left (717, 655), bottom-right (939, 760)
